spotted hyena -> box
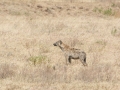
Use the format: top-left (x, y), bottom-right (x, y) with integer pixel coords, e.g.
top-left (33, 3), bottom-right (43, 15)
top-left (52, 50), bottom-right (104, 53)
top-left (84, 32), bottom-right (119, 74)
top-left (53, 40), bottom-right (87, 66)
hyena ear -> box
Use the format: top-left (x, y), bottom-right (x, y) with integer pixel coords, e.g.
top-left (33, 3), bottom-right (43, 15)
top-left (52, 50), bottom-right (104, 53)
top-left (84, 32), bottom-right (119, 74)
top-left (59, 40), bottom-right (62, 44)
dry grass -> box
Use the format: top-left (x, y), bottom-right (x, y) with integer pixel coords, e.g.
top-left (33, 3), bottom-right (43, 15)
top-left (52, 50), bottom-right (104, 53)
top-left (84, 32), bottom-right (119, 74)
top-left (0, 63), bottom-right (15, 79)
top-left (0, 0), bottom-right (120, 90)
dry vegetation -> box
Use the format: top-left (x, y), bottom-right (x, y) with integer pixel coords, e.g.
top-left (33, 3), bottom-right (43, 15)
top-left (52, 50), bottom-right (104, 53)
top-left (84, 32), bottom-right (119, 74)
top-left (0, 0), bottom-right (120, 90)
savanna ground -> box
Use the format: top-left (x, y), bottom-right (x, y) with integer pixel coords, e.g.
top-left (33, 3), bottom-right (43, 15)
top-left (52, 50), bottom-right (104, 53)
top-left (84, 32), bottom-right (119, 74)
top-left (0, 0), bottom-right (120, 90)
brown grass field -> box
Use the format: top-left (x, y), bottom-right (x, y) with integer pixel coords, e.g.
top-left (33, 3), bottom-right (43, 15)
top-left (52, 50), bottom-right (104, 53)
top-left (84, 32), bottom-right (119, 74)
top-left (0, 0), bottom-right (120, 90)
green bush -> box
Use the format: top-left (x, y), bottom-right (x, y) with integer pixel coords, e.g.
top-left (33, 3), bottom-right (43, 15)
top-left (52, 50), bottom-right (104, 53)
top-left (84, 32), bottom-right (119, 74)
top-left (98, 8), bottom-right (103, 13)
top-left (93, 7), bottom-right (114, 16)
top-left (28, 55), bottom-right (47, 65)
top-left (93, 7), bottom-right (98, 12)
top-left (111, 28), bottom-right (117, 36)
top-left (103, 8), bottom-right (113, 16)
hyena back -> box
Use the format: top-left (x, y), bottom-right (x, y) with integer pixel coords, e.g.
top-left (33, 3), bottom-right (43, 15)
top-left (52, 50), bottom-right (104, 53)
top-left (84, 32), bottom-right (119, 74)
top-left (53, 40), bottom-right (87, 66)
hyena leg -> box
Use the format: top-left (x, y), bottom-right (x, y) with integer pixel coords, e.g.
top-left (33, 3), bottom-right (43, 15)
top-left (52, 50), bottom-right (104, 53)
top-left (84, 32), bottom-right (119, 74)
top-left (68, 56), bottom-right (72, 63)
top-left (83, 58), bottom-right (87, 66)
top-left (79, 52), bottom-right (87, 66)
top-left (79, 56), bottom-right (87, 66)
top-left (65, 55), bottom-right (69, 65)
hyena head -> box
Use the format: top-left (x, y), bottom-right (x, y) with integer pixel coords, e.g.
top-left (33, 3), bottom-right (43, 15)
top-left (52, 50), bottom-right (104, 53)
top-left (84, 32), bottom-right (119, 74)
top-left (53, 40), bottom-right (62, 46)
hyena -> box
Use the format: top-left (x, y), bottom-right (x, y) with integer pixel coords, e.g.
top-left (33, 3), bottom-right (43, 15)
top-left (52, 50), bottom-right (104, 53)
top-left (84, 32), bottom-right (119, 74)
top-left (53, 40), bottom-right (87, 66)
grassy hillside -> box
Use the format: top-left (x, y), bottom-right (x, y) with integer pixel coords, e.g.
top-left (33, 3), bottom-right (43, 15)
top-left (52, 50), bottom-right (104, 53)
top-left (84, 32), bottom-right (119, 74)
top-left (0, 1), bottom-right (120, 90)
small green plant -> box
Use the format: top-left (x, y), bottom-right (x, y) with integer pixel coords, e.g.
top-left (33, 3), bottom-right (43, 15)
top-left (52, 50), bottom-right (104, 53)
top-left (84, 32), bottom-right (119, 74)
top-left (95, 40), bottom-right (107, 51)
top-left (103, 8), bottom-right (113, 16)
top-left (93, 7), bottom-right (103, 13)
top-left (96, 40), bottom-right (106, 45)
top-left (98, 8), bottom-right (103, 13)
top-left (10, 11), bottom-right (21, 16)
top-left (93, 7), bottom-right (115, 16)
top-left (111, 28), bottom-right (117, 36)
top-left (28, 55), bottom-right (47, 65)
top-left (24, 12), bottom-right (30, 16)
top-left (93, 7), bottom-right (98, 12)
top-left (111, 3), bottom-right (116, 7)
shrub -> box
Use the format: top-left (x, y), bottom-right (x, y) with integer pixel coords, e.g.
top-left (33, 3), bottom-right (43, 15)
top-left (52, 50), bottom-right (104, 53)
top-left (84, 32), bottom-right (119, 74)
top-left (111, 28), bottom-right (117, 36)
top-left (28, 55), bottom-right (47, 65)
top-left (99, 8), bottom-right (103, 13)
top-left (93, 7), bottom-right (98, 12)
top-left (103, 8), bottom-right (114, 16)
top-left (93, 7), bottom-right (115, 16)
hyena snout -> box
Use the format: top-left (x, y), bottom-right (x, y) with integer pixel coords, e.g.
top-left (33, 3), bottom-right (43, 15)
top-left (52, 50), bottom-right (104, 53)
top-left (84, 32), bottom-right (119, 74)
top-left (53, 43), bottom-right (57, 46)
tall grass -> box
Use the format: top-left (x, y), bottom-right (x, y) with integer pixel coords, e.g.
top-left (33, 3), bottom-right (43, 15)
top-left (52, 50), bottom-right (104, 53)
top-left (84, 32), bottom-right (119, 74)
top-left (0, 63), bottom-right (16, 79)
